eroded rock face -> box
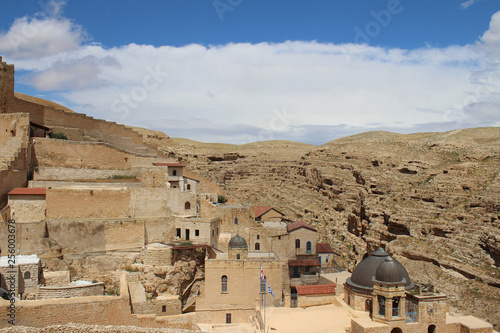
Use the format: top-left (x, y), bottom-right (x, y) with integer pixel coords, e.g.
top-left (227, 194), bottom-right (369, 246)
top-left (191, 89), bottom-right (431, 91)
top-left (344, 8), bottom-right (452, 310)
top-left (167, 128), bottom-right (500, 327)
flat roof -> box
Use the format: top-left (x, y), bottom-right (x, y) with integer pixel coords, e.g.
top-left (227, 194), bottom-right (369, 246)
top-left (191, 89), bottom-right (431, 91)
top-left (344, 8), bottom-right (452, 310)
top-left (0, 255), bottom-right (40, 266)
top-left (8, 188), bottom-right (46, 195)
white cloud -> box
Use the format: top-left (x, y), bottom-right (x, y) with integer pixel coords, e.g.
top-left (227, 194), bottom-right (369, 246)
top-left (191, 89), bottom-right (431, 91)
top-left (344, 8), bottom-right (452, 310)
top-left (0, 0), bottom-right (86, 59)
top-left (460, 0), bottom-right (479, 9)
top-left (2, 8), bottom-right (500, 144)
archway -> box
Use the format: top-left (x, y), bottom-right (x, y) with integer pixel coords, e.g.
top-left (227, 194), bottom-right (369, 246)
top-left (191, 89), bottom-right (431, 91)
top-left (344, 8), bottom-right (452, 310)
top-left (391, 328), bottom-right (403, 333)
top-left (428, 325), bottom-right (436, 333)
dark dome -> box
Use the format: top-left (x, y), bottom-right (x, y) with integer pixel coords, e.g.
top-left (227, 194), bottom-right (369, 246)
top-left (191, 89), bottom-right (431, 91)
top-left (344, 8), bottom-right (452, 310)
top-left (228, 234), bottom-right (247, 248)
top-left (346, 248), bottom-right (414, 293)
top-left (375, 257), bottom-right (406, 283)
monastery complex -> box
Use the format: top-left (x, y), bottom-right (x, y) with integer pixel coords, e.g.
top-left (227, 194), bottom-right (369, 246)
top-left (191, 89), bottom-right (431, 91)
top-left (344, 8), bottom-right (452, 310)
top-left (0, 57), bottom-right (496, 332)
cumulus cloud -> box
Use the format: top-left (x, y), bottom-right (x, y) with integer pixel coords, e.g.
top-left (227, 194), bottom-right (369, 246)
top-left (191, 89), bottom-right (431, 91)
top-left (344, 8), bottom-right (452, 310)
top-left (0, 0), bottom-right (87, 59)
top-left (2, 7), bottom-right (500, 144)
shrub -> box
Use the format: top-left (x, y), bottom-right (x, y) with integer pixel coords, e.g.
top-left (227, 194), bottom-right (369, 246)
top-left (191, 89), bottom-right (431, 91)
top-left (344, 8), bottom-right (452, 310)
top-left (218, 195), bottom-right (228, 204)
top-left (49, 132), bottom-right (68, 140)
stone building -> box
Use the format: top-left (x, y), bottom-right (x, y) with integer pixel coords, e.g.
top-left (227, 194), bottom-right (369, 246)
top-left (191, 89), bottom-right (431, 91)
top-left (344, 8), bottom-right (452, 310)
top-left (344, 248), bottom-right (493, 333)
top-left (0, 255), bottom-right (41, 299)
top-left (196, 234), bottom-right (288, 324)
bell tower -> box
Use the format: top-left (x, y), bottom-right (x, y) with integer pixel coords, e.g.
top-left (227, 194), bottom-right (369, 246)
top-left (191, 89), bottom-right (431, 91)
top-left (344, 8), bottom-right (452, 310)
top-left (0, 56), bottom-right (15, 113)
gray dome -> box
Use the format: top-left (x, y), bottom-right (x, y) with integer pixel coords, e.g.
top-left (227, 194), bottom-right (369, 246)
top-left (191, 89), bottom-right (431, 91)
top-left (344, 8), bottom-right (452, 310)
top-left (375, 257), bottom-right (406, 284)
top-left (228, 234), bottom-right (247, 248)
top-left (346, 248), bottom-right (414, 293)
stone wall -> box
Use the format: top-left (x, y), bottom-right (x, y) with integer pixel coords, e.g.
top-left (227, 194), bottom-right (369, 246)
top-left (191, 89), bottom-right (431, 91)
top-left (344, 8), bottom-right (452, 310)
top-left (297, 293), bottom-right (335, 308)
top-left (0, 56), bottom-right (14, 113)
top-left (0, 113), bottom-right (30, 207)
top-left (0, 271), bottom-right (198, 329)
top-left (142, 244), bottom-right (173, 266)
top-left (8, 195), bottom-right (46, 223)
top-left (0, 221), bottom-right (46, 255)
top-left (37, 282), bottom-right (105, 299)
top-left (288, 227), bottom-right (317, 258)
top-left (33, 167), bottom-right (137, 182)
top-left (46, 188), bottom-right (131, 219)
top-left (175, 217), bottom-right (220, 247)
top-left (197, 259), bottom-right (286, 313)
top-left (43, 271), bottom-right (70, 286)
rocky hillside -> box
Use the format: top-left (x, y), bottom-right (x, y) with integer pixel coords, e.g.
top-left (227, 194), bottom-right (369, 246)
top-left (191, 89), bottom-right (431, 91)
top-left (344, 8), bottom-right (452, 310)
top-left (161, 128), bottom-right (500, 328)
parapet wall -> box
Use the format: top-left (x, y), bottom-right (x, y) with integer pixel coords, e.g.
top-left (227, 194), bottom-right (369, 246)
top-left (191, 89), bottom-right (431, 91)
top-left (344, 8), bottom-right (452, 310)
top-left (11, 97), bottom-right (158, 157)
top-left (37, 283), bottom-right (105, 299)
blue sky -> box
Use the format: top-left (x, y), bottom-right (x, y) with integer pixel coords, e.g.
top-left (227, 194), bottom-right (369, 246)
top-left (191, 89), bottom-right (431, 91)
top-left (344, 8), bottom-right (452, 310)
top-left (0, 0), bottom-right (499, 144)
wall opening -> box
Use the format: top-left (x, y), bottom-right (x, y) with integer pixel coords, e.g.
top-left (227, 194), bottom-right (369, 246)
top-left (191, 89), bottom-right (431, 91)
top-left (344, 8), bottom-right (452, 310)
top-left (221, 275), bottom-right (228, 293)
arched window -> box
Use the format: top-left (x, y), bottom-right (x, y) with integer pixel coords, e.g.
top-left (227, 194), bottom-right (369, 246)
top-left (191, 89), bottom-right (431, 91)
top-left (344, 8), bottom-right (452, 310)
top-left (255, 242), bottom-right (260, 251)
top-left (295, 239), bottom-right (300, 249)
top-left (185, 202), bottom-right (191, 210)
top-left (306, 241), bottom-right (312, 253)
top-left (23, 271), bottom-right (31, 280)
top-left (234, 217), bottom-right (238, 225)
top-left (260, 276), bottom-right (267, 294)
top-left (365, 299), bottom-right (372, 312)
top-left (221, 275), bottom-right (228, 292)
top-left (428, 325), bottom-right (436, 333)
top-left (187, 184), bottom-right (191, 190)
top-left (172, 169), bottom-right (177, 176)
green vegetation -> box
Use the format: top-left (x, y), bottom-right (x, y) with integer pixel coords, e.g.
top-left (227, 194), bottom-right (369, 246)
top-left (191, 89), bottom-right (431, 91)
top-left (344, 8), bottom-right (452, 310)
top-left (106, 286), bottom-right (120, 296)
top-left (179, 241), bottom-right (193, 246)
top-left (110, 174), bottom-right (136, 179)
top-left (49, 132), bottom-right (68, 140)
top-left (217, 195), bottom-right (228, 204)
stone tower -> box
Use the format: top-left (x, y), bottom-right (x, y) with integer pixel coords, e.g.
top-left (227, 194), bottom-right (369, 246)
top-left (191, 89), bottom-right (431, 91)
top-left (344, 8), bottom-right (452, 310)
top-left (0, 56), bottom-right (15, 113)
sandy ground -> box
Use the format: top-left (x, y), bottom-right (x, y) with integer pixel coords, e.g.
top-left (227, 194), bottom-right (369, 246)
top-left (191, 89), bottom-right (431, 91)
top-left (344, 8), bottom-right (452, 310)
top-left (198, 294), bottom-right (369, 333)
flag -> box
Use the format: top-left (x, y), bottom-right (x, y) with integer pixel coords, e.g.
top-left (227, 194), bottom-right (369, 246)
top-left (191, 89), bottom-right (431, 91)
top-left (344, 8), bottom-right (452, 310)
top-left (268, 284), bottom-right (275, 297)
top-left (260, 264), bottom-right (264, 280)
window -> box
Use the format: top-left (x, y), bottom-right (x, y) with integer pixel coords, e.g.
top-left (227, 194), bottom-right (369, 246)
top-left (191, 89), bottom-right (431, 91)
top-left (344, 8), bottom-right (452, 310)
top-left (187, 184), bottom-right (191, 190)
top-left (185, 229), bottom-right (190, 241)
top-left (378, 296), bottom-right (386, 316)
top-left (236, 254), bottom-right (241, 260)
top-left (173, 170), bottom-right (177, 176)
top-left (326, 256), bottom-right (329, 263)
top-left (260, 276), bottom-right (267, 294)
top-left (365, 299), bottom-right (372, 312)
top-left (212, 230), bottom-right (215, 237)
top-left (176, 228), bottom-right (181, 238)
top-left (217, 228), bottom-right (219, 234)
top-left (305, 266), bottom-right (310, 273)
top-left (295, 239), bottom-right (300, 249)
top-left (185, 202), bottom-right (191, 210)
top-left (226, 313), bottom-right (232, 324)
top-left (257, 235), bottom-right (260, 239)
top-left (162, 305), bottom-right (166, 312)
top-left (428, 325), bottom-right (437, 333)
top-left (24, 271), bottom-right (31, 280)
top-left (255, 242), bottom-right (260, 251)
top-left (278, 236), bottom-right (281, 240)
top-left (392, 297), bottom-right (400, 317)
top-left (221, 276), bottom-right (228, 292)
top-left (195, 229), bottom-right (200, 236)
top-left (306, 241), bottom-right (312, 253)
top-left (234, 217), bottom-right (238, 225)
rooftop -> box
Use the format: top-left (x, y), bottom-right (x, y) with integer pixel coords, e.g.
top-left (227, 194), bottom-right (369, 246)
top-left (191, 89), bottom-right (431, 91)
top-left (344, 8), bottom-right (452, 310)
top-left (8, 188), bottom-right (46, 196)
top-left (316, 243), bottom-right (336, 254)
top-left (287, 221), bottom-right (317, 233)
top-left (289, 259), bottom-right (321, 267)
top-left (0, 255), bottom-right (40, 266)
